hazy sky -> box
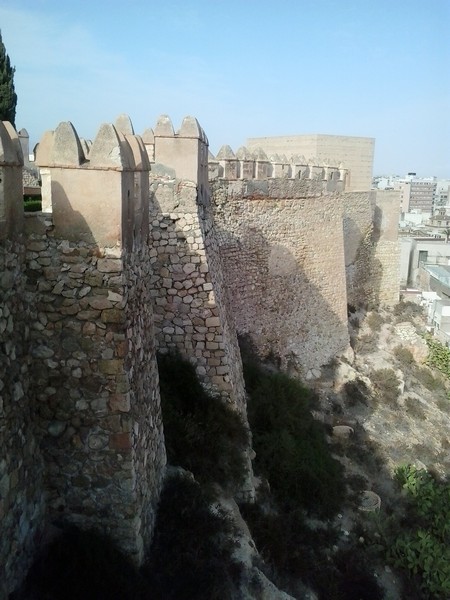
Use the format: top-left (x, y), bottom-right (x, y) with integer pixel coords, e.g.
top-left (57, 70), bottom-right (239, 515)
top-left (1, 0), bottom-right (449, 177)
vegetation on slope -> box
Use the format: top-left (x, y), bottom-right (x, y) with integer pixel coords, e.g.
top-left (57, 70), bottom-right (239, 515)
top-left (243, 357), bottom-right (345, 518)
top-left (157, 351), bottom-right (249, 491)
top-left (386, 465), bottom-right (450, 599)
top-left (143, 473), bottom-right (241, 600)
top-left (14, 527), bottom-right (147, 600)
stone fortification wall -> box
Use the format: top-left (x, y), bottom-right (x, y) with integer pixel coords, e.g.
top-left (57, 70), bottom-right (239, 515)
top-left (246, 134), bottom-right (375, 192)
top-left (343, 190), bottom-right (400, 308)
top-left (210, 178), bottom-right (350, 377)
top-left (143, 116), bottom-right (248, 417)
top-left (372, 190), bottom-right (401, 305)
top-left (27, 119), bottom-right (166, 563)
top-left (209, 143), bottom-right (347, 191)
top-left (0, 122), bottom-right (47, 599)
top-left (342, 191), bottom-right (374, 308)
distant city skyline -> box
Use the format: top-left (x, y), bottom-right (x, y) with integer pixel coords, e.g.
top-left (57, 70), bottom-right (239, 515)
top-left (0, 0), bottom-right (448, 178)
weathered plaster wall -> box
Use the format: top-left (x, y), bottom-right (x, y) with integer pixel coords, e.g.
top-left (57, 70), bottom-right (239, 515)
top-left (210, 179), bottom-right (350, 376)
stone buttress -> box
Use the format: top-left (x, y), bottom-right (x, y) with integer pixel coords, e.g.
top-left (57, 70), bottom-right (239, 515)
top-left (29, 118), bottom-right (165, 562)
top-left (142, 115), bottom-right (254, 498)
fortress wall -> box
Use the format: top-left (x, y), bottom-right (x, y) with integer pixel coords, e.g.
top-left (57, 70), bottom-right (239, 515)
top-left (343, 190), bottom-right (400, 308)
top-left (0, 123), bottom-right (47, 598)
top-left (247, 134), bottom-right (375, 192)
top-left (146, 117), bottom-right (248, 417)
top-left (28, 120), bottom-right (166, 562)
top-left (372, 190), bottom-right (401, 305)
top-left (210, 179), bottom-right (350, 376)
top-left (342, 191), bottom-right (374, 308)
top-left (209, 144), bottom-right (346, 190)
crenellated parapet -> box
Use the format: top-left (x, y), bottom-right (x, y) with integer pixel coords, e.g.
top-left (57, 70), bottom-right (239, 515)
top-left (21, 115), bottom-right (165, 571)
top-left (36, 117), bottom-right (150, 250)
top-left (209, 144), bottom-right (348, 191)
top-left (0, 120), bottom-right (24, 239)
top-left (141, 114), bottom-right (209, 190)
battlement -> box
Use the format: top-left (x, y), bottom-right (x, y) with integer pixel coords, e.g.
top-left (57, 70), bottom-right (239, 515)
top-left (209, 144), bottom-right (348, 191)
top-left (1, 112), bottom-right (398, 597)
top-left (35, 117), bottom-right (150, 249)
top-left (0, 120), bottom-right (24, 238)
top-left (142, 114), bottom-right (209, 188)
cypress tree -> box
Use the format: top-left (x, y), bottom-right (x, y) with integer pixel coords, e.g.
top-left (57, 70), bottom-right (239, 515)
top-left (0, 30), bottom-right (17, 127)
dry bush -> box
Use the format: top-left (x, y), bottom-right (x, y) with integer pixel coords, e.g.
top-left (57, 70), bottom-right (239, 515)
top-left (370, 368), bottom-right (401, 405)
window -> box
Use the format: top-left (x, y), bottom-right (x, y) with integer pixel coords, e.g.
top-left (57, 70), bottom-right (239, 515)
top-left (418, 250), bottom-right (428, 265)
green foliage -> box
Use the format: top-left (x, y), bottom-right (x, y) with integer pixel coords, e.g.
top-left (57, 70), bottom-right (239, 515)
top-left (24, 197), bottom-right (42, 212)
top-left (243, 360), bottom-right (345, 518)
top-left (370, 368), bottom-right (400, 404)
top-left (143, 474), bottom-right (240, 600)
top-left (424, 335), bottom-right (450, 379)
top-left (386, 465), bottom-right (450, 598)
top-left (389, 531), bottom-right (450, 599)
top-left (17, 527), bottom-right (147, 600)
top-left (241, 503), bottom-right (383, 600)
top-left (0, 31), bottom-right (17, 126)
top-left (157, 352), bottom-right (249, 491)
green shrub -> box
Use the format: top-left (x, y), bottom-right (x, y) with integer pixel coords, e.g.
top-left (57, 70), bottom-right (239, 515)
top-left (157, 352), bottom-right (249, 491)
top-left (424, 335), bottom-right (450, 379)
top-left (386, 465), bottom-right (450, 598)
top-left (24, 195), bottom-right (42, 212)
top-left (23, 198), bottom-right (42, 212)
top-left (144, 474), bottom-right (240, 600)
top-left (370, 368), bottom-right (400, 404)
top-left (241, 503), bottom-right (383, 600)
top-left (243, 360), bottom-right (345, 518)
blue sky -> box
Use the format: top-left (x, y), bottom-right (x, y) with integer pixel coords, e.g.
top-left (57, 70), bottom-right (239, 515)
top-left (1, 0), bottom-right (449, 177)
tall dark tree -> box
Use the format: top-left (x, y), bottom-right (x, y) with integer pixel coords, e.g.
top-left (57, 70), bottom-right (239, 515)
top-left (0, 30), bottom-right (17, 127)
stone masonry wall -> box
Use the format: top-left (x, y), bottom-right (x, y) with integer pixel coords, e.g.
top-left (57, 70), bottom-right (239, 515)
top-left (210, 179), bottom-right (350, 377)
top-left (0, 236), bottom-right (47, 598)
top-left (372, 190), bottom-right (401, 305)
top-left (24, 214), bottom-right (165, 560)
top-left (342, 191), bottom-right (374, 308)
top-left (343, 190), bottom-right (400, 308)
top-left (146, 117), bottom-right (248, 416)
top-left (0, 123), bottom-right (47, 599)
top-left (26, 120), bottom-right (166, 563)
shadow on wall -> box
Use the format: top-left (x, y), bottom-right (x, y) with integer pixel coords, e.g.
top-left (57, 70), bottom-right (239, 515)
top-left (146, 174), bottom-right (248, 415)
top-left (214, 222), bottom-right (351, 378)
top-left (14, 155), bottom-right (165, 590)
top-left (346, 213), bottom-right (384, 310)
